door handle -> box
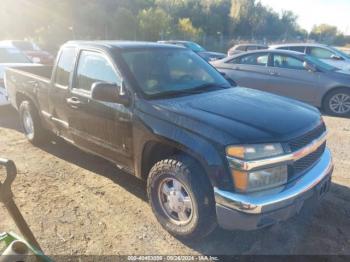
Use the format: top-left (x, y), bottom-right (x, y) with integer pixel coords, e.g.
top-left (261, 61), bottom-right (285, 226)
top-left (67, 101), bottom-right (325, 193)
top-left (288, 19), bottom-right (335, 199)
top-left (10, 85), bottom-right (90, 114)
top-left (66, 97), bottom-right (83, 108)
top-left (269, 70), bottom-right (279, 76)
top-left (28, 80), bottom-right (39, 93)
top-left (27, 80), bottom-right (39, 87)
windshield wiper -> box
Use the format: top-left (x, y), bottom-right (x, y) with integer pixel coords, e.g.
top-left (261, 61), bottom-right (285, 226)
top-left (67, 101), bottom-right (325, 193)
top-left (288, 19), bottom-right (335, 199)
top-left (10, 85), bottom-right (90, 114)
top-left (151, 83), bottom-right (229, 99)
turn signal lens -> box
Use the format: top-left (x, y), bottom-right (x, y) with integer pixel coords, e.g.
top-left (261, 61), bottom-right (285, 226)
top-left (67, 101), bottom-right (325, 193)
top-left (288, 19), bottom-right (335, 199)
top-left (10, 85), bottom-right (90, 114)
top-left (231, 170), bottom-right (248, 191)
top-left (226, 146), bottom-right (245, 159)
top-left (226, 144), bottom-right (284, 160)
top-left (231, 166), bottom-right (288, 193)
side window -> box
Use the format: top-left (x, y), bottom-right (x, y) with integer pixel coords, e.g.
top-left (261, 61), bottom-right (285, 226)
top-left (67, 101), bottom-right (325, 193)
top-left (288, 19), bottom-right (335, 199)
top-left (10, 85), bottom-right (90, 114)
top-left (75, 51), bottom-right (121, 92)
top-left (228, 57), bottom-right (241, 64)
top-left (246, 46), bottom-right (257, 51)
top-left (310, 47), bottom-right (334, 59)
top-left (289, 46), bottom-right (306, 53)
top-left (276, 46), bottom-right (289, 51)
top-left (55, 47), bottom-right (77, 87)
top-left (273, 54), bottom-right (305, 70)
top-left (238, 53), bottom-right (269, 66)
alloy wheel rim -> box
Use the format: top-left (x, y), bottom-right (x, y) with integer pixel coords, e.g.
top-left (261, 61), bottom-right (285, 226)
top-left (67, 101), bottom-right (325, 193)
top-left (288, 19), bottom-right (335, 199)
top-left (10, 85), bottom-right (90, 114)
top-left (329, 93), bottom-right (350, 114)
top-left (23, 110), bottom-right (34, 137)
top-left (158, 177), bottom-right (194, 225)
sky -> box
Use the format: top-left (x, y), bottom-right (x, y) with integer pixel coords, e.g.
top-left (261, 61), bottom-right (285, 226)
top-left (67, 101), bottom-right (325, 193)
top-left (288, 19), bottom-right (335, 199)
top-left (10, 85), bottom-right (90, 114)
top-left (259, 0), bottom-right (350, 34)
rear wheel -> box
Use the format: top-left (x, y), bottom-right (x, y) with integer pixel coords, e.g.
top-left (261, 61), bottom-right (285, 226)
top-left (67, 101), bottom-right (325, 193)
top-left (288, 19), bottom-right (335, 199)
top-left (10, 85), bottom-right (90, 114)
top-left (19, 100), bottom-right (48, 144)
top-left (323, 89), bottom-right (350, 117)
top-left (147, 157), bottom-right (216, 239)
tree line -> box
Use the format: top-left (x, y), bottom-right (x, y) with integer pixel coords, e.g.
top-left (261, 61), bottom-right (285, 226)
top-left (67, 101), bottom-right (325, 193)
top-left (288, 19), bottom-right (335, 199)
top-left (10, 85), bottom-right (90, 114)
top-left (0, 0), bottom-right (348, 52)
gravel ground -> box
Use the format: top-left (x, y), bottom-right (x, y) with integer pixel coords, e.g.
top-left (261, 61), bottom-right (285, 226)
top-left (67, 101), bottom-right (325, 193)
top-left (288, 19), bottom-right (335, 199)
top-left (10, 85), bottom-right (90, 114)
top-left (0, 105), bottom-right (350, 255)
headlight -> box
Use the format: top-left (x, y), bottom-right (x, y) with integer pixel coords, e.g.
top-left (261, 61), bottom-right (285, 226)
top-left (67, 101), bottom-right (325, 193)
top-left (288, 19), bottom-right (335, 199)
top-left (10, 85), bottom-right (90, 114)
top-left (226, 143), bottom-right (284, 160)
top-left (226, 144), bottom-right (287, 193)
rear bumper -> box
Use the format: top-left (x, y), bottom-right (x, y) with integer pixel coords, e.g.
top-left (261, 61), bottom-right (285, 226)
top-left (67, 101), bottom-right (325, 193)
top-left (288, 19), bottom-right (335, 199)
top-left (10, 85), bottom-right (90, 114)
top-left (214, 148), bottom-right (333, 230)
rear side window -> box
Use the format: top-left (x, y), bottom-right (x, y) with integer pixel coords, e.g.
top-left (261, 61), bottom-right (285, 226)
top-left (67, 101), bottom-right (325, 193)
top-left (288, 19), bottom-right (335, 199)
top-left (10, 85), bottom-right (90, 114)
top-left (273, 54), bottom-right (305, 70)
top-left (288, 46), bottom-right (306, 53)
top-left (55, 47), bottom-right (77, 87)
top-left (276, 46), bottom-right (289, 51)
top-left (310, 47), bottom-right (334, 59)
top-left (75, 51), bottom-right (121, 92)
top-left (233, 53), bottom-right (269, 66)
top-left (246, 46), bottom-right (257, 51)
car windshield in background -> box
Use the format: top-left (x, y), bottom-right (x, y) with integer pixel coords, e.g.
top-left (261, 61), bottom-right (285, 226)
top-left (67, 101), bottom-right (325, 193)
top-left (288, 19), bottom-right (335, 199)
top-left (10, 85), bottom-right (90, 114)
top-left (305, 55), bottom-right (338, 71)
top-left (13, 41), bottom-right (39, 51)
top-left (121, 49), bottom-right (229, 98)
top-left (185, 42), bottom-right (206, 52)
top-left (329, 46), bottom-right (350, 59)
top-left (0, 48), bottom-right (31, 63)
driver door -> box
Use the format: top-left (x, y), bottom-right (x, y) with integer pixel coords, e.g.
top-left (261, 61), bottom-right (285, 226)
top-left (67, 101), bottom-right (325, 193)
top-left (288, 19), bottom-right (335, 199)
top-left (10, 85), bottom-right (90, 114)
top-left (67, 50), bottom-right (133, 168)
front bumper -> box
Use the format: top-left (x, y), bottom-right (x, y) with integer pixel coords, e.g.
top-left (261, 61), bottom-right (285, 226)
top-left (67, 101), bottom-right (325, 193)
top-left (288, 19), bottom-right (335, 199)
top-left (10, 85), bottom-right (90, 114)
top-left (214, 148), bottom-right (333, 230)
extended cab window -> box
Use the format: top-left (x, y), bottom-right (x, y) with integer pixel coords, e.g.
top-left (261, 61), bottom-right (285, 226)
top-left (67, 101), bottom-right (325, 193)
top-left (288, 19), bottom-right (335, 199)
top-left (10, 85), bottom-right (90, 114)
top-left (273, 54), bottom-right (305, 70)
top-left (55, 47), bottom-right (77, 87)
top-left (75, 51), bottom-right (121, 92)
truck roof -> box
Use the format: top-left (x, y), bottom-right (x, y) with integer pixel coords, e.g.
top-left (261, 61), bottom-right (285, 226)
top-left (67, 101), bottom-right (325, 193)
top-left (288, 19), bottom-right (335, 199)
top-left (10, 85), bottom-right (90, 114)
top-left (65, 41), bottom-right (184, 50)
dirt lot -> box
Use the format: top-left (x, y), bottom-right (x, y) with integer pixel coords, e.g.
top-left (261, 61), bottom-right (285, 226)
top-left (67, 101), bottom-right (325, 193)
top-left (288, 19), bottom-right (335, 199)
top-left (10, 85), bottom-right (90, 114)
top-left (0, 105), bottom-right (350, 255)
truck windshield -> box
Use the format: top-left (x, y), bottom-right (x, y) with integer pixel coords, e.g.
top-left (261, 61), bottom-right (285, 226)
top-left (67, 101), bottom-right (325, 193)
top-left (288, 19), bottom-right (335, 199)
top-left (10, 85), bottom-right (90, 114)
top-left (121, 49), bottom-right (229, 98)
top-left (0, 48), bottom-right (31, 63)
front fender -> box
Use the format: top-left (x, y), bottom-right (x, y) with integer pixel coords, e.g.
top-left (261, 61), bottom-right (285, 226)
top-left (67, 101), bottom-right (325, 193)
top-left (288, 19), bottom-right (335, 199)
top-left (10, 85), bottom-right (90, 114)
top-left (133, 111), bottom-right (233, 190)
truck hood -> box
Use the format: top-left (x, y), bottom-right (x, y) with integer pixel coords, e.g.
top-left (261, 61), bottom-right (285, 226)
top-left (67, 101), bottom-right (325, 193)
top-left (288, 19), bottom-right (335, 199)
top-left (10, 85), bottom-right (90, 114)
top-left (138, 87), bottom-right (322, 145)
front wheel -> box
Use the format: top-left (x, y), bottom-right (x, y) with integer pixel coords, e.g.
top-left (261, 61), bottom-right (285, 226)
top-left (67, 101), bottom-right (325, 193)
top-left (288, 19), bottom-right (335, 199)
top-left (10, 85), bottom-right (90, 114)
top-left (147, 157), bottom-right (216, 239)
top-left (323, 89), bottom-right (350, 117)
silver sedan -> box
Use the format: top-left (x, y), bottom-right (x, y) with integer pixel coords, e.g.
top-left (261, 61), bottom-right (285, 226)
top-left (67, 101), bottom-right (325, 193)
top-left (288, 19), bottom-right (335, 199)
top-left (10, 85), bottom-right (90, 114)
top-left (212, 50), bottom-right (350, 117)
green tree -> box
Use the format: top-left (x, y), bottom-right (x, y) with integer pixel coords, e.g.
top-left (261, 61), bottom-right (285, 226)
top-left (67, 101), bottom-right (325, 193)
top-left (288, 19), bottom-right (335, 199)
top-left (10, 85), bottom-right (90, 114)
top-left (177, 18), bottom-right (203, 41)
top-left (109, 8), bottom-right (138, 40)
top-left (138, 7), bottom-right (172, 41)
top-left (310, 24), bottom-right (339, 44)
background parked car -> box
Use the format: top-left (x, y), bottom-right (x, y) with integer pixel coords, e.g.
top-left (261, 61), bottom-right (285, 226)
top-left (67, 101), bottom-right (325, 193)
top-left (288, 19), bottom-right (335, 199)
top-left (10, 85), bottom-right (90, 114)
top-left (212, 49), bottom-right (350, 117)
top-left (227, 44), bottom-right (268, 56)
top-left (157, 40), bottom-right (226, 61)
top-left (270, 43), bottom-right (350, 71)
top-left (0, 40), bottom-right (54, 65)
top-left (0, 43), bottom-right (36, 106)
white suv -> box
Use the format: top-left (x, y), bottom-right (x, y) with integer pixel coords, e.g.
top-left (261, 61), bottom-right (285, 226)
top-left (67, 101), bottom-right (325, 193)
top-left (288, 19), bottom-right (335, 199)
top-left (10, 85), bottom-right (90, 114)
top-left (270, 43), bottom-right (350, 71)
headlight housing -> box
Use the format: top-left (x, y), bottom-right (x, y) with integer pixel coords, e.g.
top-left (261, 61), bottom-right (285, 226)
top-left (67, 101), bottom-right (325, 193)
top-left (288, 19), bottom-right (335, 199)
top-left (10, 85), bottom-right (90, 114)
top-left (226, 144), bottom-right (288, 193)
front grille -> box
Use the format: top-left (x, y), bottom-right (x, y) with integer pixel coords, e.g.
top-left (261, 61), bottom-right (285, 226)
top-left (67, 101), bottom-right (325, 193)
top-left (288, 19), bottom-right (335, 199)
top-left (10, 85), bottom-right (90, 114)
top-left (288, 123), bottom-right (327, 179)
top-left (288, 122), bottom-right (326, 151)
top-left (291, 142), bottom-right (326, 176)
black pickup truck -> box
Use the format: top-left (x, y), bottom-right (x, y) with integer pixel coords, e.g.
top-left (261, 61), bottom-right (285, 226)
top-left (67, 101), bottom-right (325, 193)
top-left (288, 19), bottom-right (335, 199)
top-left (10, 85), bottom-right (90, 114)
top-left (5, 41), bottom-right (333, 239)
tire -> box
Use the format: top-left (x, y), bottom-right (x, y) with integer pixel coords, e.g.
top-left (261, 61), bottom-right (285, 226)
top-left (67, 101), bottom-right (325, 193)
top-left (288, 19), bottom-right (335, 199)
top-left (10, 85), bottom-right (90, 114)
top-left (147, 156), bottom-right (216, 240)
top-left (323, 88), bottom-right (350, 117)
top-left (19, 100), bottom-right (48, 144)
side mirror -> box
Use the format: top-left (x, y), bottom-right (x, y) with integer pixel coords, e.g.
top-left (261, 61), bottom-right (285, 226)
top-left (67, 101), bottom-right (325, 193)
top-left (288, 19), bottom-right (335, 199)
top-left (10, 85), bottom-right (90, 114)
top-left (303, 61), bottom-right (317, 72)
top-left (91, 82), bottom-right (130, 105)
top-left (331, 54), bottom-right (343, 61)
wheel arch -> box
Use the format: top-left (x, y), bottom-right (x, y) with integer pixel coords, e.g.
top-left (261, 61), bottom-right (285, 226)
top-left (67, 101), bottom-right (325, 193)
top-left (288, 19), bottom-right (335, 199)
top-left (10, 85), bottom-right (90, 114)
top-left (139, 138), bottom-right (231, 189)
top-left (321, 86), bottom-right (350, 109)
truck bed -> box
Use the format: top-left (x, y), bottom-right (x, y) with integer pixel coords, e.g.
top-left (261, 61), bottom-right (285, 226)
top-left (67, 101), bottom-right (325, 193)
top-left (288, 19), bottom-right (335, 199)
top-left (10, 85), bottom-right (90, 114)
top-left (5, 65), bottom-right (53, 109)
top-left (7, 65), bottom-right (53, 80)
